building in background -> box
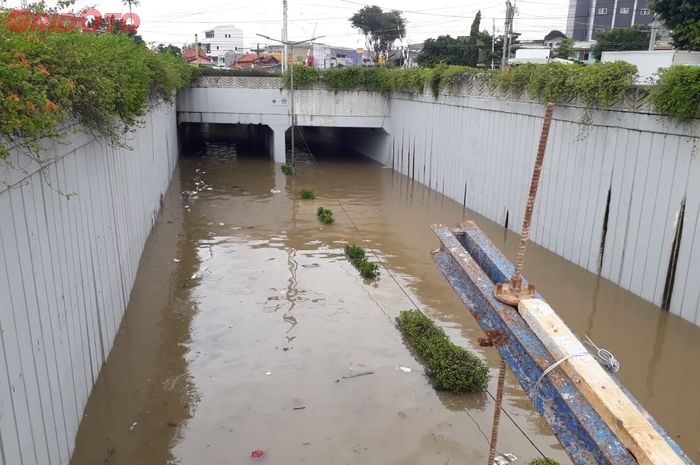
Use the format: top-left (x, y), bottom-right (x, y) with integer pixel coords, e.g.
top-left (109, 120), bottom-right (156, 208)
top-left (201, 25), bottom-right (244, 68)
top-left (566, 0), bottom-right (654, 41)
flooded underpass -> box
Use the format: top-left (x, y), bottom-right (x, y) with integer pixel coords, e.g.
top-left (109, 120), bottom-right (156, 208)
top-left (70, 126), bottom-right (700, 465)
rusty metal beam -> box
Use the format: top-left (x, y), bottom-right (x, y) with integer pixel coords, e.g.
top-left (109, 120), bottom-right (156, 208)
top-left (431, 221), bottom-right (694, 465)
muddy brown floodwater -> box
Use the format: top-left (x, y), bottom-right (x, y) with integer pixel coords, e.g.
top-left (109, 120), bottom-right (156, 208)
top-left (70, 127), bottom-right (700, 465)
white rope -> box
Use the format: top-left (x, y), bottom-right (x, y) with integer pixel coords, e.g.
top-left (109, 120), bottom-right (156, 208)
top-left (531, 353), bottom-right (591, 394)
top-left (584, 335), bottom-right (620, 373)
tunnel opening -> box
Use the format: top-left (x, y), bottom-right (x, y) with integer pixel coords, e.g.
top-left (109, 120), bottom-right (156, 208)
top-left (285, 126), bottom-right (389, 165)
top-left (178, 123), bottom-right (274, 159)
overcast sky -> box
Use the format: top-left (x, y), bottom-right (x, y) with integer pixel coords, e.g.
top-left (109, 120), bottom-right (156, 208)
top-left (6, 0), bottom-right (570, 48)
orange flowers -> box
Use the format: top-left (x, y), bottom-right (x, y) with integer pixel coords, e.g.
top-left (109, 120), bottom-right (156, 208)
top-left (25, 102), bottom-right (36, 111)
top-left (65, 81), bottom-right (75, 91)
top-left (37, 65), bottom-right (50, 76)
top-left (6, 94), bottom-right (20, 103)
top-left (44, 101), bottom-right (58, 112)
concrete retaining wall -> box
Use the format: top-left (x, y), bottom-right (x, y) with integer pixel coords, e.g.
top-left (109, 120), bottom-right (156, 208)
top-left (363, 92), bottom-right (700, 325)
top-left (0, 104), bottom-right (178, 465)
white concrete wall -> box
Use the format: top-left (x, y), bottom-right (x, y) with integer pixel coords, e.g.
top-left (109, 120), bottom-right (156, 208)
top-left (176, 86), bottom-right (389, 163)
top-left (377, 92), bottom-right (700, 326)
top-left (0, 104), bottom-right (178, 465)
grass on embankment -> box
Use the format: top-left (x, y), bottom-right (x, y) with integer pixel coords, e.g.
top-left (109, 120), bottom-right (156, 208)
top-left (344, 244), bottom-right (379, 279)
top-left (317, 207), bottom-right (334, 224)
top-left (396, 309), bottom-right (490, 393)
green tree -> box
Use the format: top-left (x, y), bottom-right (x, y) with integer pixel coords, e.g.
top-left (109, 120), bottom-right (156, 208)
top-left (554, 37), bottom-right (575, 59)
top-left (416, 35), bottom-right (471, 67)
top-left (592, 25), bottom-right (651, 60)
top-left (350, 5), bottom-right (406, 61)
top-left (544, 30), bottom-right (567, 41)
top-left (466, 10), bottom-right (482, 66)
top-left (156, 43), bottom-right (182, 55)
top-left (649, 0), bottom-right (700, 50)
top-left (122, 0), bottom-right (140, 15)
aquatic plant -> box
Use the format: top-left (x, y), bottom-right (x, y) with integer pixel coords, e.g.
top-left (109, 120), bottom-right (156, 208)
top-left (299, 188), bottom-right (316, 199)
top-left (344, 244), bottom-right (379, 279)
top-left (396, 309), bottom-right (490, 393)
top-left (344, 244), bottom-right (366, 261)
top-left (281, 164), bottom-right (293, 176)
top-left (528, 459), bottom-right (562, 465)
top-left (317, 207), bottom-right (335, 224)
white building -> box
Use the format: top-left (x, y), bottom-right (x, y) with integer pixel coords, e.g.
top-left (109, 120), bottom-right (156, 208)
top-left (201, 25), bottom-right (244, 68)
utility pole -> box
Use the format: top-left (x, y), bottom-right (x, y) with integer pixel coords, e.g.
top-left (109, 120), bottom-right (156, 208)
top-left (501, 0), bottom-right (515, 69)
top-left (648, 15), bottom-right (659, 51)
top-left (282, 0), bottom-right (289, 73)
top-left (256, 33), bottom-right (324, 168)
top-left (195, 33), bottom-right (200, 67)
top-left (491, 18), bottom-right (496, 69)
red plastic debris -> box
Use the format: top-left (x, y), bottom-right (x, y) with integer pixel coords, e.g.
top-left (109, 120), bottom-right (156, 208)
top-left (251, 450), bottom-right (265, 458)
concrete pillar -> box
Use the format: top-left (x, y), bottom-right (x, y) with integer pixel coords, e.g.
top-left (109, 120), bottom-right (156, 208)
top-left (269, 125), bottom-right (287, 164)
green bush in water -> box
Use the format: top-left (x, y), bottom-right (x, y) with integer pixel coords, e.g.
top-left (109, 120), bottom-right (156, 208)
top-left (528, 459), bottom-right (563, 465)
top-left (344, 244), bottom-right (379, 279)
top-left (317, 207), bottom-right (335, 224)
top-left (281, 164), bottom-right (293, 176)
top-left (344, 244), bottom-right (365, 261)
top-left (356, 259), bottom-right (379, 279)
top-left (396, 309), bottom-right (490, 393)
top-left (299, 188), bottom-right (316, 199)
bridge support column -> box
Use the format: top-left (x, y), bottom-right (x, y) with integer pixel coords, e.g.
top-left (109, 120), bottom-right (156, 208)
top-left (269, 125), bottom-right (287, 164)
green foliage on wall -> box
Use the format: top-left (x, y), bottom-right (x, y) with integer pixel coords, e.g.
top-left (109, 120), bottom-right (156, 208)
top-left (285, 61), bottom-right (698, 122)
top-left (494, 61), bottom-right (638, 107)
top-left (396, 309), bottom-right (490, 393)
top-left (0, 10), bottom-right (196, 158)
top-left (651, 66), bottom-right (700, 122)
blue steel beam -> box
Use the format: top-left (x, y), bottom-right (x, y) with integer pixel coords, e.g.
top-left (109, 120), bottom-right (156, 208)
top-left (431, 221), bottom-right (694, 465)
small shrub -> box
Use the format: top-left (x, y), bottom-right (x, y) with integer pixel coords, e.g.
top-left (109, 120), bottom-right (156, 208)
top-left (396, 310), bottom-right (490, 393)
top-left (356, 260), bottom-right (379, 279)
top-left (651, 65), bottom-right (700, 122)
top-left (344, 244), bottom-right (366, 261)
top-left (281, 164), bottom-right (293, 176)
top-left (344, 244), bottom-right (379, 279)
top-left (299, 188), bottom-right (316, 199)
top-left (529, 459), bottom-right (563, 465)
top-left (317, 207), bottom-right (335, 224)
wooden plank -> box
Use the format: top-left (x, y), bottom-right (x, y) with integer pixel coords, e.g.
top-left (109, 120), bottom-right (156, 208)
top-left (518, 298), bottom-right (685, 465)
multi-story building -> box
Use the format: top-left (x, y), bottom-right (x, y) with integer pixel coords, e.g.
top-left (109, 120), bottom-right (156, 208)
top-left (566, 0), bottom-right (654, 41)
top-left (200, 25), bottom-right (244, 68)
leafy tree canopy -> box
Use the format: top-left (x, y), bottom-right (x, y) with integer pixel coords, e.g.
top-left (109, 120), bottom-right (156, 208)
top-left (155, 43), bottom-right (182, 55)
top-left (544, 30), bottom-right (567, 41)
top-left (592, 25), bottom-right (650, 60)
top-left (554, 37), bottom-right (576, 59)
top-left (649, 0), bottom-right (700, 50)
top-left (350, 5), bottom-right (405, 60)
top-left (416, 35), bottom-right (471, 67)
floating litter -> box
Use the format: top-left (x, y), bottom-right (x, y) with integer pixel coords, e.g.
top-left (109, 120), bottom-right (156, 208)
top-left (399, 366), bottom-right (412, 373)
